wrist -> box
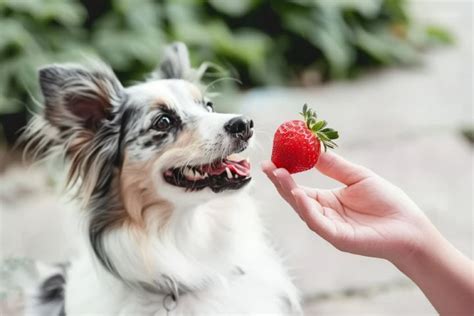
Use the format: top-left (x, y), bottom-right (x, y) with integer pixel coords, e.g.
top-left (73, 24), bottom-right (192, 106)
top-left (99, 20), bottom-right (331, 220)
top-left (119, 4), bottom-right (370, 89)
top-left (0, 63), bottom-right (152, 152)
top-left (390, 219), bottom-right (474, 315)
top-left (391, 219), bottom-right (444, 273)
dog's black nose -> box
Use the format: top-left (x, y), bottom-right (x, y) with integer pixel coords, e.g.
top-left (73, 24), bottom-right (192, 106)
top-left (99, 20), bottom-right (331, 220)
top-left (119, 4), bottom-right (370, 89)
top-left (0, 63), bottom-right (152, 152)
top-left (224, 116), bottom-right (254, 141)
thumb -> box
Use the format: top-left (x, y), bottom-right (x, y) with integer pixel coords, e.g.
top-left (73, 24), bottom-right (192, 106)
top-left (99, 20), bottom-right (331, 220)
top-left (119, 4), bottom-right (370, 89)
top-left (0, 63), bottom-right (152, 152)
top-left (315, 151), bottom-right (374, 186)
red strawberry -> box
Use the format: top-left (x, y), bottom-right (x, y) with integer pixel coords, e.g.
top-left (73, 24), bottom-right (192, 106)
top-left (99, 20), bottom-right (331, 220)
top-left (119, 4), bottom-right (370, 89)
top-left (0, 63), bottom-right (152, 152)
top-left (271, 104), bottom-right (339, 174)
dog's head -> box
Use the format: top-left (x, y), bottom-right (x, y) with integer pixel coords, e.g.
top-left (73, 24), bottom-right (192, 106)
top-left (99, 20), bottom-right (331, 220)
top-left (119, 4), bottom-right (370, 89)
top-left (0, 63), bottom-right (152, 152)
top-left (35, 43), bottom-right (253, 206)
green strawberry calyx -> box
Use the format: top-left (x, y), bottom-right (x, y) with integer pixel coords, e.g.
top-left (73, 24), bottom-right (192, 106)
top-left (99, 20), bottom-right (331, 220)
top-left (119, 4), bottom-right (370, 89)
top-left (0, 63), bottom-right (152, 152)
top-left (300, 104), bottom-right (339, 152)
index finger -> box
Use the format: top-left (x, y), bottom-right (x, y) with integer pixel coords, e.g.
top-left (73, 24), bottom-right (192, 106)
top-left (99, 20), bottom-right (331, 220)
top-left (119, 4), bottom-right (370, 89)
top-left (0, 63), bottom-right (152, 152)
top-left (315, 151), bottom-right (374, 186)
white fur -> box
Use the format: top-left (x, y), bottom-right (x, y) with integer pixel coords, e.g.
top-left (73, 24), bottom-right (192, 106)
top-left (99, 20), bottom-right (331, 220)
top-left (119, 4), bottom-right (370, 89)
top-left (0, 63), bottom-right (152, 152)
top-left (65, 192), bottom-right (300, 315)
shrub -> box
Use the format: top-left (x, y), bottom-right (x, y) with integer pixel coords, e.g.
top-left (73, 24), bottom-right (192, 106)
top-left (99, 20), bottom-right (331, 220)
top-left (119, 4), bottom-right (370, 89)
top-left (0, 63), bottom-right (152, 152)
top-left (0, 0), bottom-right (452, 144)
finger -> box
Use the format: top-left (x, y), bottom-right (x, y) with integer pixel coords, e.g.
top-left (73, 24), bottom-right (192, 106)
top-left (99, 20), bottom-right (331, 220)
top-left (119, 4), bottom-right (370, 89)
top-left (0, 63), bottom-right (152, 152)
top-left (261, 160), bottom-right (277, 178)
top-left (292, 188), bottom-right (337, 242)
top-left (273, 168), bottom-right (298, 198)
top-left (299, 185), bottom-right (320, 199)
top-left (261, 161), bottom-right (296, 208)
top-left (313, 189), bottom-right (344, 211)
top-left (315, 151), bottom-right (374, 186)
top-left (261, 160), bottom-right (281, 188)
top-left (272, 168), bottom-right (300, 210)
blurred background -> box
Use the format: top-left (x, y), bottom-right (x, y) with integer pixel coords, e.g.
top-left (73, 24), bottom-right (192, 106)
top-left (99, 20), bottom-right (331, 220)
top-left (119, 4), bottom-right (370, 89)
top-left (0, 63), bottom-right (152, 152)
top-left (0, 0), bottom-right (472, 315)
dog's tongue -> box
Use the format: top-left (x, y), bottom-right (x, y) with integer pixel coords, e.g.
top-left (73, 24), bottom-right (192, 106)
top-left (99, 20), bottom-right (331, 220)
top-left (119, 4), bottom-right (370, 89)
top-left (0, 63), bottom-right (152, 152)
top-left (225, 158), bottom-right (251, 176)
top-left (203, 158), bottom-right (251, 176)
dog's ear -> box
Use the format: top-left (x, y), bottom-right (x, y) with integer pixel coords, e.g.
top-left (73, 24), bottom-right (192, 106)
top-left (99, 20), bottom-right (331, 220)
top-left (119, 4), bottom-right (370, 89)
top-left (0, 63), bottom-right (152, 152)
top-left (154, 42), bottom-right (191, 80)
top-left (38, 64), bottom-right (123, 131)
top-left (34, 64), bottom-right (124, 202)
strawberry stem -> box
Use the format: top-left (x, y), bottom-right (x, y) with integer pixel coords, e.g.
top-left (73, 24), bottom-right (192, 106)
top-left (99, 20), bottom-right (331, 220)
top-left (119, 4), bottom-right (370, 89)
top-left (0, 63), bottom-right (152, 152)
top-left (300, 104), bottom-right (339, 152)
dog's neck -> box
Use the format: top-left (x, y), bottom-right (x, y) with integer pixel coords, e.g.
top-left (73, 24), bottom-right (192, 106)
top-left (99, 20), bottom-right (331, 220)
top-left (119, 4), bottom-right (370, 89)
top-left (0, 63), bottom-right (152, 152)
top-left (85, 169), bottom-right (258, 297)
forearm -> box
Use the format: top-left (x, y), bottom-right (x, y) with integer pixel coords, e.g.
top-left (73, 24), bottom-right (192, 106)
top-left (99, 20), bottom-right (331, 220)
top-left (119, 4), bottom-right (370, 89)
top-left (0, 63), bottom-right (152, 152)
top-left (393, 223), bottom-right (474, 315)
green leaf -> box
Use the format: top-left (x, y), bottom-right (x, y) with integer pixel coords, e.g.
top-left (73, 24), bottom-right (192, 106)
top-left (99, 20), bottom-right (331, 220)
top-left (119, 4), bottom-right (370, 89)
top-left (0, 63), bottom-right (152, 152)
top-left (425, 25), bottom-right (455, 45)
top-left (322, 142), bottom-right (328, 152)
top-left (335, 0), bottom-right (383, 18)
top-left (312, 120), bottom-right (327, 131)
top-left (1, 0), bottom-right (86, 26)
top-left (328, 140), bottom-right (338, 148)
top-left (325, 131), bottom-right (339, 139)
top-left (317, 132), bottom-right (330, 142)
top-left (354, 27), bottom-right (393, 64)
top-left (321, 128), bottom-right (339, 139)
top-left (209, 0), bottom-right (259, 17)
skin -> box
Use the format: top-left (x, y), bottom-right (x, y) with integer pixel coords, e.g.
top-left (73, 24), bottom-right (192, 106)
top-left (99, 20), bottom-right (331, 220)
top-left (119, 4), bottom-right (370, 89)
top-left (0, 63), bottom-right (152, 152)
top-left (262, 152), bottom-right (474, 315)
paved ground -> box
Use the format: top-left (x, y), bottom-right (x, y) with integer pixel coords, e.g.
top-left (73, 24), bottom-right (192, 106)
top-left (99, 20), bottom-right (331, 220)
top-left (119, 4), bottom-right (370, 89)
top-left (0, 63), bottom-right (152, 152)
top-left (1, 1), bottom-right (472, 315)
top-left (238, 2), bottom-right (473, 313)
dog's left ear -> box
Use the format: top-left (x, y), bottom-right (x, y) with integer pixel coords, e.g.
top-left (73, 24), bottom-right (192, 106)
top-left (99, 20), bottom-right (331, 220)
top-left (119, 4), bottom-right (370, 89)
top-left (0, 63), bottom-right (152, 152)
top-left (153, 42), bottom-right (191, 80)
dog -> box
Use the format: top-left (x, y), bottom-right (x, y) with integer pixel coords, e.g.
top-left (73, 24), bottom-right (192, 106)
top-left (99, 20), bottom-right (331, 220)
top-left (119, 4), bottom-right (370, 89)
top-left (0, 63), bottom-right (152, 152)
top-left (24, 43), bottom-right (301, 315)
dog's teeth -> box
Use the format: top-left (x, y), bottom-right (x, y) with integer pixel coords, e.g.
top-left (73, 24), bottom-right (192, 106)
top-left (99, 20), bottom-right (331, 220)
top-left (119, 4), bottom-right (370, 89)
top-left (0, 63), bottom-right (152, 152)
top-left (184, 168), bottom-right (194, 178)
top-left (234, 174), bottom-right (238, 179)
top-left (245, 158), bottom-right (250, 163)
top-left (204, 172), bottom-right (209, 178)
top-left (225, 167), bottom-right (232, 179)
top-left (227, 154), bottom-right (238, 162)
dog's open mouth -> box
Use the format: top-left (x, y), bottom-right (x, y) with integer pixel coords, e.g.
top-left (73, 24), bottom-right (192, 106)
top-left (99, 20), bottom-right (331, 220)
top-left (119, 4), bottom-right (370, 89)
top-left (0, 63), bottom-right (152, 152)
top-left (163, 154), bottom-right (251, 193)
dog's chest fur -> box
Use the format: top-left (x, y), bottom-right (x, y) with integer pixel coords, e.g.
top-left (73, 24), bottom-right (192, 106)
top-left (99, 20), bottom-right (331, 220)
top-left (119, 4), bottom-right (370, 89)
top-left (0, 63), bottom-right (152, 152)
top-left (64, 193), bottom-right (300, 315)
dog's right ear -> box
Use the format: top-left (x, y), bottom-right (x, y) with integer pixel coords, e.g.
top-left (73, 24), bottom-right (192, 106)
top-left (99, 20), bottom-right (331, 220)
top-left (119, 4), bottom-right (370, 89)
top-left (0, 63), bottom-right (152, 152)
top-left (38, 64), bottom-right (123, 132)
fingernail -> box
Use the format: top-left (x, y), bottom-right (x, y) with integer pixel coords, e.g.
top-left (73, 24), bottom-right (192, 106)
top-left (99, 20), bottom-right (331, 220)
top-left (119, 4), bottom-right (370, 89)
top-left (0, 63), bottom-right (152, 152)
top-left (273, 168), bottom-right (285, 177)
top-left (272, 171), bottom-right (284, 184)
top-left (269, 170), bottom-right (283, 186)
top-left (261, 162), bottom-right (270, 175)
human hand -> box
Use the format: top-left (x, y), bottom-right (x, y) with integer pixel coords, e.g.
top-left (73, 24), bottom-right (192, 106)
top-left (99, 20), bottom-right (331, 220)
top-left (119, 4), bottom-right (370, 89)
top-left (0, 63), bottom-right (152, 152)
top-left (262, 152), bottom-right (433, 263)
top-left (263, 152), bottom-right (474, 314)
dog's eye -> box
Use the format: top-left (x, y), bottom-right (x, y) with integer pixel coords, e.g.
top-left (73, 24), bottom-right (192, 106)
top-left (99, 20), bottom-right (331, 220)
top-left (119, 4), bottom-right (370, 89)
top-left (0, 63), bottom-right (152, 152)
top-left (206, 101), bottom-right (214, 112)
top-left (153, 115), bottom-right (173, 131)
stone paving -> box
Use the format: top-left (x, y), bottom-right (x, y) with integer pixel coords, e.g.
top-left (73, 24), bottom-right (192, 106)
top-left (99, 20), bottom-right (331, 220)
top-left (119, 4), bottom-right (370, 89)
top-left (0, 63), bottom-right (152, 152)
top-left (1, 1), bottom-right (472, 315)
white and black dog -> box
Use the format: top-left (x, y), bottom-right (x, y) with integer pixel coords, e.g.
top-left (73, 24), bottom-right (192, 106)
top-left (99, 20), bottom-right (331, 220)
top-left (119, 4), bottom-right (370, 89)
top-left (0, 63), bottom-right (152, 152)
top-left (25, 43), bottom-right (300, 315)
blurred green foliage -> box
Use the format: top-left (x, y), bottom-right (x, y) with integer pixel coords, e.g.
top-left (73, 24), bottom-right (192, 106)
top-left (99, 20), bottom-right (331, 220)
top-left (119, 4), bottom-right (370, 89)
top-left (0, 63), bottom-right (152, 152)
top-left (0, 0), bottom-right (452, 132)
